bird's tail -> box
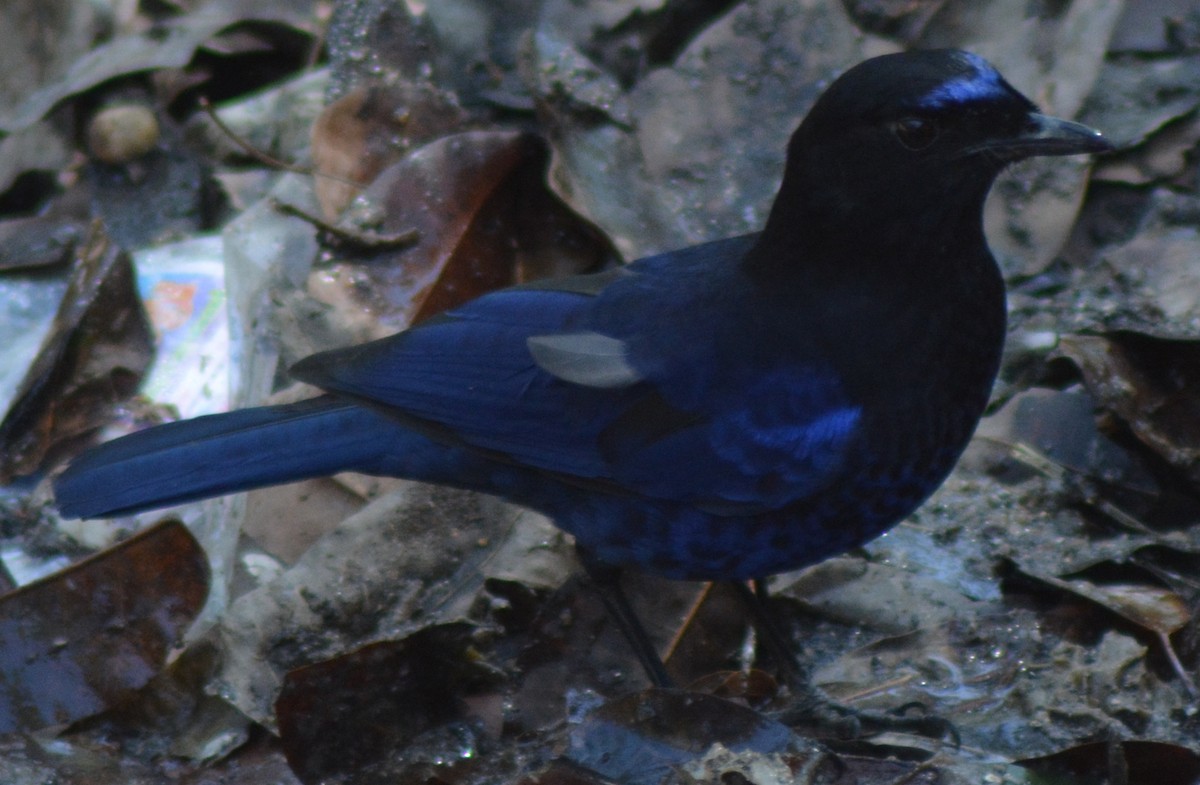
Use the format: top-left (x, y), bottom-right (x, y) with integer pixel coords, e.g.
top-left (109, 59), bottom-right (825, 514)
top-left (54, 395), bottom-right (421, 519)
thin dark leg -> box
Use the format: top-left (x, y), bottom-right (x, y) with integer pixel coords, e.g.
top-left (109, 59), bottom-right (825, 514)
top-left (579, 553), bottom-right (673, 688)
top-left (733, 579), bottom-right (808, 683)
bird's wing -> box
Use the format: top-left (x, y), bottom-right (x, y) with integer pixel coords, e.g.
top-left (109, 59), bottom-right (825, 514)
top-left (292, 238), bottom-right (862, 512)
top-left (292, 276), bottom-right (644, 479)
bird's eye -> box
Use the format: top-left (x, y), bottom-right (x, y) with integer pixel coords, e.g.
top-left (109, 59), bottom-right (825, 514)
top-left (892, 116), bottom-right (939, 150)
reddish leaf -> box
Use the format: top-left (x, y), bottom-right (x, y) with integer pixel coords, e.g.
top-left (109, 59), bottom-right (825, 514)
top-left (310, 83), bottom-right (467, 218)
top-left (1027, 573), bottom-right (1189, 636)
top-left (0, 520), bottom-right (208, 733)
top-left (275, 623), bottom-right (498, 785)
top-left (315, 130), bottom-right (615, 334)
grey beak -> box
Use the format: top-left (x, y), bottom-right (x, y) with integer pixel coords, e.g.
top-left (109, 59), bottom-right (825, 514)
top-left (973, 113), bottom-right (1114, 160)
top-left (1019, 113), bottom-right (1114, 156)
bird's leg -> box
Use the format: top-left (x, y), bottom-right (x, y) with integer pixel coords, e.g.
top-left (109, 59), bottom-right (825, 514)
top-left (576, 557), bottom-right (951, 738)
top-left (579, 553), bottom-right (673, 688)
top-left (732, 580), bottom-right (954, 741)
top-left (733, 579), bottom-right (809, 683)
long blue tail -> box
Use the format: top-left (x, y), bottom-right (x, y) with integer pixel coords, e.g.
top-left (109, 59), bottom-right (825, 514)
top-left (54, 396), bottom-right (428, 518)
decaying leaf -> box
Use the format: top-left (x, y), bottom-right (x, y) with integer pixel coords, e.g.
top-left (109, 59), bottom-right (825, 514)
top-left (308, 129), bottom-right (615, 335)
top-left (0, 225), bottom-right (154, 481)
top-left (1058, 332), bottom-right (1200, 488)
top-left (0, 212), bottom-right (86, 273)
top-left (214, 485), bottom-right (522, 729)
top-left (310, 82), bottom-right (467, 218)
top-left (1019, 739), bottom-right (1200, 785)
top-left (275, 623), bottom-right (497, 785)
top-left (0, 4), bottom-right (321, 133)
top-left (0, 520), bottom-right (207, 733)
top-left (1024, 572), bottom-right (1189, 636)
top-left (1008, 558), bottom-right (1196, 696)
top-left (566, 690), bottom-right (847, 785)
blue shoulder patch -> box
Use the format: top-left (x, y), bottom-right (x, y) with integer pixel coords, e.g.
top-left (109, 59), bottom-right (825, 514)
top-left (917, 52), bottom-right (1007, 110)
top-left (707, 368), bottom-right (861, 505)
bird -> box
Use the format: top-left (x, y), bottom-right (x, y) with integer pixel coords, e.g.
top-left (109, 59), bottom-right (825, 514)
top-left (55, 49), bottom-right (1110, 698)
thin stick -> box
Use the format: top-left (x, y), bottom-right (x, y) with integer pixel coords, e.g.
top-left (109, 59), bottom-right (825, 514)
top-left (271, 199), bottom-right (419, 250)
top-left (197, 97), bottom-right (365, 190)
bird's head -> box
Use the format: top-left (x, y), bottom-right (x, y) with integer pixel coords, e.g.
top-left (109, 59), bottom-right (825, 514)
top-left (760, 49), bottom-right (1111, 260)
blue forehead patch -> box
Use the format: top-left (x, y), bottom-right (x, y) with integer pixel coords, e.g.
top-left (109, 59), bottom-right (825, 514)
top-left (916, 52), bottom-right (1007, 110)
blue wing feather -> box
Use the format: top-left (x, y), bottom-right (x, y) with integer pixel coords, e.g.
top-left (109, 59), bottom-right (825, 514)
top-left (292, 235), bottom-right (862, 512)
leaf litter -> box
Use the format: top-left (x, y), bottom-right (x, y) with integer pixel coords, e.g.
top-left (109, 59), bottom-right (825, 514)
top-left (2, 0), bottom-right (1200, 783)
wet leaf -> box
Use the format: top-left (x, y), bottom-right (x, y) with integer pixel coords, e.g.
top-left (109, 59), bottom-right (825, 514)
top-left (215, 486), bottom-right (522, 728)
top-left (973, 387), bottom-right (1157, 492)
top-left (0, 730), bottom-right (300, 785)
top-left (566, 689), bottom-right (815, 784)
top-left (1057, 332), bottom-right (1200, 488)
top-left (1018, 739), bottom-right (1200, 785)
top-left (0, 212), bottom-right (85, 273)
top-left (275, 623), bottom-right (497, 785)
top-left (1078, 54), bottom-right (1200, 151)
top-left (324, 0), bottom-right (441, 100)
top-left (1109, 0), bottom-right (1200, 54)
top-left (0, 226), bottom-right (154, 481)
top-left (575, 0), bottom-right (742, 87)
top-left (1098, 201), bottom-right (1200, 326)
top-left (0, 4), bottom-right (320, 132)
top-left (843, 0), bottom-right (949, 43)
top-left (1093, 113), bottom-right (1200, 185)
top-left (0, 121), bottom-right (73, 201)
top-left (1029, 573), bottom-right (1190, 635)
top-left (529, 6), bottom-right (875, 260)
top-left (1006, 556), bottom-right (1198, 695)
top-left (312, 129), bottom-right (615, 335)
top-left (176, 735), bottom-right (304, 785)
top-left (0, 520), bottom-right (208, 733)
top-left (518, 760), bottom-right (621, 785)
top-left (310, 82), bottom-right (467, 218)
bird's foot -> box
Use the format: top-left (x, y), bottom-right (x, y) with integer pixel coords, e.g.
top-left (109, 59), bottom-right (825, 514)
top-left (774, 686), bottom-right (956, 743)
top-left (729, 581), bottom-right (955, 742)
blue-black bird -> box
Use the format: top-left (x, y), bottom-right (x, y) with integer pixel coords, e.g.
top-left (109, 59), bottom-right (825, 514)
top-left (55, 50), bottom-right (1109, 692)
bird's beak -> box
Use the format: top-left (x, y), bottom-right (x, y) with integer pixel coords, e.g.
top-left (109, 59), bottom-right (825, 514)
top-left (1020, 113), bottom-right (1114, 156)
top-left (972, 113), bottom-right (1114, 160)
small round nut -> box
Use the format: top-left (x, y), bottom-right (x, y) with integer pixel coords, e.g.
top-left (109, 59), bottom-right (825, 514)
top-left (87, 105), bottom-right (160, 164)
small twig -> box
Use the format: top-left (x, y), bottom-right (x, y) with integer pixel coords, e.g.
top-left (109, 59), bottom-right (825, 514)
top-left (199, 97), bottom-right (312, 175)
top-left (271, 199), bottom-right (419, 251)
top-left (661, 582), bottom-right (715, 667)
top-left (202, 94), bottom-right (417, 252)
top-left (304, 10), bottom-right (328, 71)
top-left (197, 97), bottom-right (365, 190)
top-left (1157, 629), bottom-right (1199, 700)
top-left (834, 672), bottom-right (919, 704)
